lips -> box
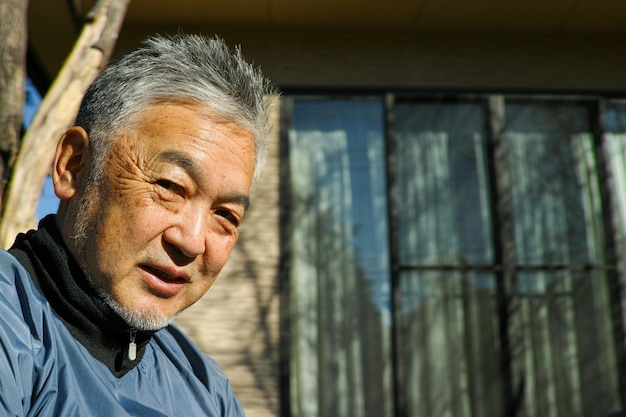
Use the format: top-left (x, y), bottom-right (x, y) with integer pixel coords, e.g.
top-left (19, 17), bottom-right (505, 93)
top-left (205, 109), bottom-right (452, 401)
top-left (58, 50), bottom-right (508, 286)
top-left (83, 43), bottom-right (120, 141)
top-left (141, 264), bottom-right (189, 297)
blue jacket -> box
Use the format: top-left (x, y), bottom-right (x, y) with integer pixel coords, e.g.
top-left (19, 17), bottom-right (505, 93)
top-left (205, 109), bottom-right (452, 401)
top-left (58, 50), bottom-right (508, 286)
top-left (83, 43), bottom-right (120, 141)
top-left (0, 249), bottom-right (245, 416)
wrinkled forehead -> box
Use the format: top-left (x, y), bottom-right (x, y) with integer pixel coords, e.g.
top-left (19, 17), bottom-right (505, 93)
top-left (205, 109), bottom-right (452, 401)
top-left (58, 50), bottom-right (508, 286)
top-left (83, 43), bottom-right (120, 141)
top-left (124, 102), bottom-right (254, 161)
top-left (104, 100), bottom-right (249, 145)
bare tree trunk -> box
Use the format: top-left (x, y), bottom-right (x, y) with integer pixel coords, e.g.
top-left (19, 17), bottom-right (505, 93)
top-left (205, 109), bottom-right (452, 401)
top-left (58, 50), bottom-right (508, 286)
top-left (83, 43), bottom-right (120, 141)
top-left (0, 0), bottom-right (131, 248)
top-left (0, 0), bottom-right (28, 204)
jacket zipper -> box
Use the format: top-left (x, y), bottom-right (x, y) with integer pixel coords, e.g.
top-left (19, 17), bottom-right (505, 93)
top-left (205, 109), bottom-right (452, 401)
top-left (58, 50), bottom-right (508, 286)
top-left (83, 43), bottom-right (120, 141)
top-left (128, 329), bottom-right (137, 361)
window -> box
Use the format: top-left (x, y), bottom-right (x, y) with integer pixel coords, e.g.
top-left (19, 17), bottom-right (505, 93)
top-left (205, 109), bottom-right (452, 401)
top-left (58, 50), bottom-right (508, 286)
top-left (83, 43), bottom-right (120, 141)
top-left (283, 95), bottom-right (626, 417)
top-left (286, 99), bottom-right (394, 417)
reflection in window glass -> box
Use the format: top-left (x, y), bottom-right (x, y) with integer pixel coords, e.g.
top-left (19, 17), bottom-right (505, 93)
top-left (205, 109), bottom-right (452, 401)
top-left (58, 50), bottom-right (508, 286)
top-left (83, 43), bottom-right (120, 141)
top-left (506, 102), bottom-right (601, 266)
top-left (397, 271), bottom-right (502, 417)
top-left (394, 101), bottom-right (501, 416)
top-left (286, 96), bottom-right (625, 417)
top-left (288, 99), bottom-right (393, 417)
top-left (516, 271), bottom-right (619, 416)
top-left (394, 101), bottom-right (493, 266)
top-left (604, 102), bottom-right (626, 267)
top-left (507, 101), bottom-right (619, 416)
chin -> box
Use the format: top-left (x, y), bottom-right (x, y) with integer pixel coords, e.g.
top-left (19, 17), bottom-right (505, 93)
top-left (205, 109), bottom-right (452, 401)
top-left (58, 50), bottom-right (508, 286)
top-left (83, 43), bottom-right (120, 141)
top-left (107, 295), bottom-right (172, 331)
top-left (121, 308), bottom-right (172, 332)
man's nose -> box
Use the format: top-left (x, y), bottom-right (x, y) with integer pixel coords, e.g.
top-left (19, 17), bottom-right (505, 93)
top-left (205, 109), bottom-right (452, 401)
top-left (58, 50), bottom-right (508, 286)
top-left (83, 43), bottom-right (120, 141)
top-left (162, 208), bottom-right (206, 258)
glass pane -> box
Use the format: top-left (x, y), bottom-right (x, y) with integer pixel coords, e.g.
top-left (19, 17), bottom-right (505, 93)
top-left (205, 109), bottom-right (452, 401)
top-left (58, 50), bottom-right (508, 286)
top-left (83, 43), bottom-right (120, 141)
top-left (394, 100), bottom-right (493, 266)
top-left (604, 101), bottom-right (626, 267)
top-left (517, 271), bottom-right (620, 417)
top-left (507, 101), bottom-right (620, 417)
top-left (288, 99), bottom-right (393, 417)
top-left (397, 271), bottom-right (502, 417)
top-left (505, 102), bottom-right (604, 266)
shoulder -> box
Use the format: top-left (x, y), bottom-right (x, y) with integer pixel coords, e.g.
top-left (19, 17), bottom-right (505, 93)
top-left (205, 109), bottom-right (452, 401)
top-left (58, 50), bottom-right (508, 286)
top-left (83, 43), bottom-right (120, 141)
top-left (0, 249), bottom-right (53, 352)
top-left (153, 323), bottom-right (227, 384)
top-left (0, 250), bottom-right (46, 324)
top-left (0, 250), bottom-right (30, 287)
top-left (151, 324), bottom-right (245, 416)
top-left (0, 250), bottom-right (53, 415)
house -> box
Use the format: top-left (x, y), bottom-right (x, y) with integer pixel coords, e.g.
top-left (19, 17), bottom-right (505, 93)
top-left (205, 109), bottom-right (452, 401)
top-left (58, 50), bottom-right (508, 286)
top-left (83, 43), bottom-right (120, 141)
top-left (27, 1), bottom-right (626, 416)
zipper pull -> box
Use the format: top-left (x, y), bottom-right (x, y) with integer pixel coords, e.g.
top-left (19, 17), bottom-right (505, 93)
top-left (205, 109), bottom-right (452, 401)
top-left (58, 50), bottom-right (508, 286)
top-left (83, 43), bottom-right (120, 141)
top-left (128, 329), bottom-right (137, 361)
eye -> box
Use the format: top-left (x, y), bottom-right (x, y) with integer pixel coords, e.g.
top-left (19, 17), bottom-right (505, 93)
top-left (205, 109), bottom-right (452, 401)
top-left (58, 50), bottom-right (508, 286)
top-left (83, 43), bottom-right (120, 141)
top-left (155, 179), bottom-right (185, 198)
top-left (215, 209), bottom-right (241, 227)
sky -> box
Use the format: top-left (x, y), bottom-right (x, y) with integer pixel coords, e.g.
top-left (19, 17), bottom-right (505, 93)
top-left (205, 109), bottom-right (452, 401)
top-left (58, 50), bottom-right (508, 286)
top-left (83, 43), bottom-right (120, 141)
top-left (24, 78), bottom-right (60, 221)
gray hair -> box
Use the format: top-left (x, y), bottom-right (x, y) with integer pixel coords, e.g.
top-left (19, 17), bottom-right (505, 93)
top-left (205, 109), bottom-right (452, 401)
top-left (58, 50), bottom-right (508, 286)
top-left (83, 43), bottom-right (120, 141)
top-left (76, 33), bottom-right (277, 184)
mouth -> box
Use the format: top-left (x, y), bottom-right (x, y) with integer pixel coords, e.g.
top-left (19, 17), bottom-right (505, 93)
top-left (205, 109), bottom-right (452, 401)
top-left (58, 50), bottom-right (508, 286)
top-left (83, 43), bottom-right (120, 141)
top-left (140, 264), bottom-right (189, 297)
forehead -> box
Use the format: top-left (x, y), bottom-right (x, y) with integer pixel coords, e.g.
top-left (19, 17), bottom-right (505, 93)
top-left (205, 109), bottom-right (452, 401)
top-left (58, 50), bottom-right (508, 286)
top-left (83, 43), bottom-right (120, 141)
top-left (132, 102), bottom-right (247, 138)
top-left (126, 103), bottom-right (255, 164)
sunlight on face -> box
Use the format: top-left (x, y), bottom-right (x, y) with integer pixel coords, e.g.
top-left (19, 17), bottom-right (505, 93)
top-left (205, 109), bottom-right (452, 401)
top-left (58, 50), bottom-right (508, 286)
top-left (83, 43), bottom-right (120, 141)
top-left (65, 103), bottom-right (255, 330)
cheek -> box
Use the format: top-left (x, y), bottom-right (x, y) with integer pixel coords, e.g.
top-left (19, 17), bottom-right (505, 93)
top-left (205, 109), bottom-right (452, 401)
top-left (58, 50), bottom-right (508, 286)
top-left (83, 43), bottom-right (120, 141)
top-left (110, 192), bottom-right (168, 232)
top-left (93, 207), bottom-right (160, 264)
top-left (198, 277), bottom-right (218, 295)
top-left (209, 234), bottom-right (239, 261)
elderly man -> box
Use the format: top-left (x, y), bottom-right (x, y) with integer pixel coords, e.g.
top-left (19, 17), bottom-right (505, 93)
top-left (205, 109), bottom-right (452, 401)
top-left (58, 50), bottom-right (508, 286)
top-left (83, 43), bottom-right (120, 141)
top-left (0, 34), bottom-right (276, 416)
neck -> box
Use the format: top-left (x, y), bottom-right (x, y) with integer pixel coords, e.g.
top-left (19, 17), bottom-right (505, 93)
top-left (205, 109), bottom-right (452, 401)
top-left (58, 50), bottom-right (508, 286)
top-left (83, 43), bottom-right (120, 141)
top-left (8, 214), bottom-right (155, 377)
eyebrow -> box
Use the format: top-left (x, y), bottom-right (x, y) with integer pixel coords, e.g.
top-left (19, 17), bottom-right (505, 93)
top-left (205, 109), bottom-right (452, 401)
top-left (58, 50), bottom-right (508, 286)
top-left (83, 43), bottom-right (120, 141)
top-left (220, 193), bottom-right (251, 214)
top-left (158, 150), bottom-right (200, 177)
top-left (158, 150), bottom-right (251, 213)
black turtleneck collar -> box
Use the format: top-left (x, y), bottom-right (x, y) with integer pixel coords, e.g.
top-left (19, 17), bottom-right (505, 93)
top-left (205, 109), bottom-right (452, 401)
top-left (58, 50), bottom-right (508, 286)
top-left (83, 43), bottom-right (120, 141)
top-left (9, 214), bottom-right (154, 377)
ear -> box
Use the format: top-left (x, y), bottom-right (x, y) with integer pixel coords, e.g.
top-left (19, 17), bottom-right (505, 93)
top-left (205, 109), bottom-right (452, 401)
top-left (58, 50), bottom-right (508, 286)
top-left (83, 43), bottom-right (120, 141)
top-left (52, 126), bottom-right (89, 200)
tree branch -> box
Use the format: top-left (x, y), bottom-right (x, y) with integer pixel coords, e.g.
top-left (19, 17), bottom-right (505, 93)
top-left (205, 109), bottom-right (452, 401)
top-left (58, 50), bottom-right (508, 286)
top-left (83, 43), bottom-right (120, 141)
top-left (0, 0), bottom-right (131, 248)
top-left (0, 0), bottom-right (28, 200)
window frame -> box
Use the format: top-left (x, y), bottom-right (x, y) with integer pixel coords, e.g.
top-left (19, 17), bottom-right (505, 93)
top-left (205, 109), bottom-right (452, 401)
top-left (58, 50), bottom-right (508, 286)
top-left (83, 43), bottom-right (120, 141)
top-left (279, 93), bottom-right (626, 417)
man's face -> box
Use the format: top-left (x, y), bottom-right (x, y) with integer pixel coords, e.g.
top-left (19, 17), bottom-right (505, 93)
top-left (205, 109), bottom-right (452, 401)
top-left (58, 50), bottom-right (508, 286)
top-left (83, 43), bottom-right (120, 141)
top-left (58, 103), bottom-right (255, 330)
